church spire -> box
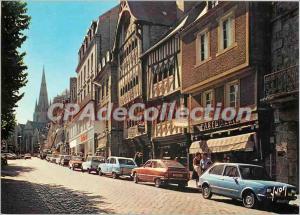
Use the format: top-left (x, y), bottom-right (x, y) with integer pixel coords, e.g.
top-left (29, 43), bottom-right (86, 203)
top-left (38, 65), bottom-right (49, 111)
top-left (33, 66), bottom-right (49, 123)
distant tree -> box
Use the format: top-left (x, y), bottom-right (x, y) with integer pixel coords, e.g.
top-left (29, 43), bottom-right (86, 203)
top-left (1, 1), bottom-right (30, 139)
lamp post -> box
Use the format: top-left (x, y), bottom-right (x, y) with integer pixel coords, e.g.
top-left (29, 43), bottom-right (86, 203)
top-left (18, 135), bottom-right (22, 155)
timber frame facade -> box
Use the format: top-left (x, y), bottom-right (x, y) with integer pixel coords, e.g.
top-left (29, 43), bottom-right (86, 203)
top-left (114, 0), bottom-right (179, 159)
top-left (142, 23), bottom-right (189, 159)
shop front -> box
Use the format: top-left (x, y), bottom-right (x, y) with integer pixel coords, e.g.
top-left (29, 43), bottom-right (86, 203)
top-left (190, 132), bottom-right (257, 163)
top-left (190, 112), bottom-right (262, 165)
top-left (153, 133), bottom-right (189, 161)
top-left (68, 127), bottom-right (96, 157)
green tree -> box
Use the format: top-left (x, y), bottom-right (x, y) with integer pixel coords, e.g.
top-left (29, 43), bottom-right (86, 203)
top-left (1, 1), bottom-right (30, 139)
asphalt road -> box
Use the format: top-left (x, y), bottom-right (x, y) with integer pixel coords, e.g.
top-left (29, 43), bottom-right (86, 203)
top-left (1, 158), bottom-right (299, 214)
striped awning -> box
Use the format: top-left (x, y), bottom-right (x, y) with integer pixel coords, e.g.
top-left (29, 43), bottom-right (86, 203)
top-left (189, 132), bottom-right (256, 154)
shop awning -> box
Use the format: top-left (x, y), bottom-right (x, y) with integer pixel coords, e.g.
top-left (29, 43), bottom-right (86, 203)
top-left (189, 132), bottom-right (256, 154)
top-left (70, 140), bottom-right (77, 148)
top-left (189, 140), bottom-right (209, 154)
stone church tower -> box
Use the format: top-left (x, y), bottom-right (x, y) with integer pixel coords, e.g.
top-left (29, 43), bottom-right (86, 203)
top-left (33, 66), bottom-right (49, 123)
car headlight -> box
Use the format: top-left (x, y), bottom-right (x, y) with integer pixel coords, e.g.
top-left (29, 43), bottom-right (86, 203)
top-left (266, 188), bottom-right (272, 193)
top-left (290, 189), bottom-right (296, 195)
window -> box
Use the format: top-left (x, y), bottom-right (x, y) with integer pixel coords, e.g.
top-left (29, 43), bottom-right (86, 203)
top-left (144, 160), bottom-right (152, 167)
top-left (215, 86), bottom-right (224, 106)
top-left (219, 12), bottom-right (235, 51)
top-left (227, 81), bottom-right (239, 107)
top-left (200, 32), bottom-right (209, 61)
top-left (239, 166), bottom-right (270, 180)
top-left (152, 161), bottom-right (164, 168)
top-left (118, 159), bottom-right (135, 165)
top-left (196, 28), bottom-right (210, 64)
top-left (203, 90), bottom-right (213, 107)
top-left (110, 158), bottom-right (116, 164)
top-left (209, 164), bottom-right (224, 175)
top-left (224, 166), bottom-right (239, 177)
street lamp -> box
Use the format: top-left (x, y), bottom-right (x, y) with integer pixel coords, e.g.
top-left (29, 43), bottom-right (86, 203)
top-left (18, 135), bottom-right (22, 155)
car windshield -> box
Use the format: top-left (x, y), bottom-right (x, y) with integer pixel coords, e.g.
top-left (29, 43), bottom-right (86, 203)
top-left (72, 156), bottom-right (82, 161)
top-left (239, 165), bottom-right (271, 180)
top-left (118, 159), bottom-right (135, 165)
top-left (162, 160), bottom-right (185, 168)
top-left (92, 157), bottom-right (103, 162)
top-left (64, 156), bottom-right (71, 159)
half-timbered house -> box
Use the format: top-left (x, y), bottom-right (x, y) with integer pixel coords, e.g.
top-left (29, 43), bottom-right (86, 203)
top-left (114, 1), bottom-right (181, 159)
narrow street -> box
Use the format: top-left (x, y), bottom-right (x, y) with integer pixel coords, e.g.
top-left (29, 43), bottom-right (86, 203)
top-left (1, 158), bottom-right (299, 214)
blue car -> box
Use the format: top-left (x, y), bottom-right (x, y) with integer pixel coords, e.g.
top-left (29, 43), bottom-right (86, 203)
top-left (199, 163), bottom-right (297, 208)
top-left (98, 156), bottom-right (137, 179)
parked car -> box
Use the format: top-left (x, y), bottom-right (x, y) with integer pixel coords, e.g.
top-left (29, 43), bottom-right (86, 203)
top-left (59, 155), bottom-right (71, 166)
top-left (82, 156), bottom-right (105, 174)
top-left (98, 156), bottom-right (137, 179)
top-left (24, 153), bottom-right (31, 159)
top-left (54, 155), bottom-right (62, 164)
top-left (199, 163), bottom-right (297, 208)
top-left (1, 155), bottom-right (7, 165)
top-left (45, 154), bottom-right (52, 162)
top-left (3, 153), bottom-right (17, 160)
top-left (40, 149), bottom-right (52, 159)
top-left (51, 154), bottom-right (59, 163)
top-left (69, 156), bottom-right (84, 171)
top-left (132, 159), bottom-right (189, 188)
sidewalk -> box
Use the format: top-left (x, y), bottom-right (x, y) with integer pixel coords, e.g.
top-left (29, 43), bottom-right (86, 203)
top-left (188, 179), bottom-right (200, 190)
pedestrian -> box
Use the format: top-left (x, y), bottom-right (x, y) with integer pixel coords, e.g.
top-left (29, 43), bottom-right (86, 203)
top-left (134, 152), bottom-right (143, 167)
top-left (200, 153), bottom-right (212, 172)
top-left (192, 152), bottom-right (201, 179)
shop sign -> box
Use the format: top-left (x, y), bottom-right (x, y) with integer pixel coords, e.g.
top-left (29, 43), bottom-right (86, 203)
top-left (197, 118), bottom-right (240, 131)
top-left (80, 133), bottom-right (88, 143)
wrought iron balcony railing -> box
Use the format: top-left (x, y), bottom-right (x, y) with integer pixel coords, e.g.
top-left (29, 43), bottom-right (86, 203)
top-left (264, 65), bottom-right (299, 99)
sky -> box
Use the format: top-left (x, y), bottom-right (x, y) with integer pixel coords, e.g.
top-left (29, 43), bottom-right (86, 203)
top-left (16, 0), bottom-right (118, 124)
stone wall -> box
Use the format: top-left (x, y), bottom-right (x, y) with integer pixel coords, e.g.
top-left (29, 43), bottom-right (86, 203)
top-left (271, 2), bottom-right (299, 72)
top-left (270, 2), bottom-right (299, 188)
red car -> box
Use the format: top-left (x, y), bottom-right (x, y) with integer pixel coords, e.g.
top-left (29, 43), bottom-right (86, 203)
top-left (69, 156), bottom-right (84, 171)
top-left (132, 159), bottom-right (189, 188)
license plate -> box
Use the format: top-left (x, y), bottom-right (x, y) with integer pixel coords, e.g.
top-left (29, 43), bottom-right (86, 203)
top-left (276, 199), bottom-right (289, 204)
top-left (173, 173), bottom-right (183, 177)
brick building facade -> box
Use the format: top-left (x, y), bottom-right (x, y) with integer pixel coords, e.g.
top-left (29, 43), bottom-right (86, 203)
top-left (181, 2), bottom-right (272, 164)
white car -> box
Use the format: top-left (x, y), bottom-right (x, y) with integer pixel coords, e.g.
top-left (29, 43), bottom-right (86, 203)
top-left (82, 156), bottom-right (105, 174)
top-left (98, 156), bottom-right (137, 179)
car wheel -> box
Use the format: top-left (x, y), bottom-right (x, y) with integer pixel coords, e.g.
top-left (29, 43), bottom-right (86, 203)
top-left (178, 182), bottom-right (186, 190)
top-left (133, 173), bottom-right (139, 183)
top-left (72, 165), bottom-right (75, 171)
top-left (98, 169), bottom-right (103, 176)
top-left (202, 184), bottom-right (212, 199)
top-left (154, 178), bottom-right (162, 188)
top-left (87, 168), bottom-right (91, 174)
top-left (242, 191), bottom-right (257, 209)
top-left (112, 172), bottom-right (118, 179)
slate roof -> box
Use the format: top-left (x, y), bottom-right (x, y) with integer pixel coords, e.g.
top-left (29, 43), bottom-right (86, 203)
top-left (127, 1), bottom-right (178, 26)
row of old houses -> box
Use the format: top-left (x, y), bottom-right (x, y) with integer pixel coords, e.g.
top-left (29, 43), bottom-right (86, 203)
top-left (42, 1), bottom-right (298, 188)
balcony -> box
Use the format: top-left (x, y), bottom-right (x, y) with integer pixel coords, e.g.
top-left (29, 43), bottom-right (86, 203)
top-left (264, 65), bottom-right (299, 101)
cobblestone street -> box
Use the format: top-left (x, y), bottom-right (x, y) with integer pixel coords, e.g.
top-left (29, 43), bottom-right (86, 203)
top-left (1, 158), bottom-right (298, 214)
